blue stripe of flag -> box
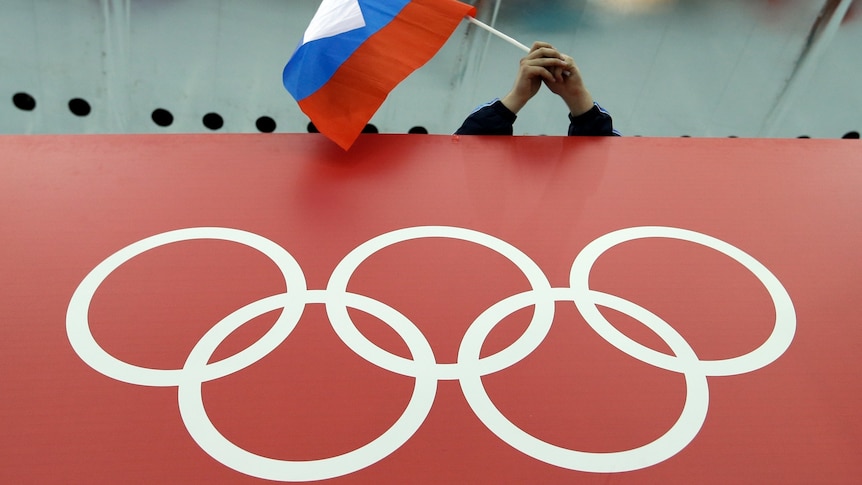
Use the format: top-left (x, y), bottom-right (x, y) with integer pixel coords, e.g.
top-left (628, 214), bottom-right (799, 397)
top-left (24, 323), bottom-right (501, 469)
top-left (283, 0), bottom-right (412, 102)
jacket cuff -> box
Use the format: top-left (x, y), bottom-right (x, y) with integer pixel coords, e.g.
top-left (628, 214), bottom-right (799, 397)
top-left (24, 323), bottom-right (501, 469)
top-left (568, 103), bottom-right (602, 123)
top-left (490, 99), bottom-right (518, 124)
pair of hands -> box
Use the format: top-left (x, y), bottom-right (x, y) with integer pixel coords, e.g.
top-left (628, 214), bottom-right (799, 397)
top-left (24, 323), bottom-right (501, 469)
top-left (500, 41), bottom-right (595, 117)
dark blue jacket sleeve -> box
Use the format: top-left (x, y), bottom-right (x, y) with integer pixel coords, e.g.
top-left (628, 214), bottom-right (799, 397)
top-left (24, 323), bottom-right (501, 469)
top-left (568, 103), bottom-right (621, 136)
top-left (454, 100), bottom-right (517, 135)
top-left (455, 99), bottom-right (620, 136)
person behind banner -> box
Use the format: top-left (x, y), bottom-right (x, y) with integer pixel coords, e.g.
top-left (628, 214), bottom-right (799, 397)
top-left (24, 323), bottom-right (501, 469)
top-left (455, 42), bottom-right (620, 136)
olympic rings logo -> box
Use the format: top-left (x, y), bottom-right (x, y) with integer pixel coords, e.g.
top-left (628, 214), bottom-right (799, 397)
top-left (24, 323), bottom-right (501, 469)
top-left (66, 226), bottom-right (796, 482)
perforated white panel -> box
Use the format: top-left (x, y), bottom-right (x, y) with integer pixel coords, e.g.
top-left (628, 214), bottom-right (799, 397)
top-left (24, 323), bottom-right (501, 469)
top-left (1, 0), bottom-right (859, 138)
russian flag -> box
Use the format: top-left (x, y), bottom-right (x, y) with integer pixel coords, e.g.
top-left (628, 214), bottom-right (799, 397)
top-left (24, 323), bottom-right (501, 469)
top-left (283, 0), bottom-right (476, 150)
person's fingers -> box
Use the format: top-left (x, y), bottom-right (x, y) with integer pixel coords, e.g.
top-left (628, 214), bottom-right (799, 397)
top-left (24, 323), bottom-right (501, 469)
top-left (523, 65), bottom-right (556, 84)
top-left (530, 41), bottom-right (555, 52)
top-left (527, 46), bottom-right (563, 61)
top-left (522, 56), bottom-right (567, 69)
top-left (558, 55), bottom-right (578, 79)
top-left (519, 56), bottom-right (567, 85)
top-left (528, 49), bottom-right (566, 80)
top-left (521, 44), bottom-right (568, 85)
top-left (556, 65), bottom-right (566, 83)
top-left (560, 61), bottom-right (572, 79)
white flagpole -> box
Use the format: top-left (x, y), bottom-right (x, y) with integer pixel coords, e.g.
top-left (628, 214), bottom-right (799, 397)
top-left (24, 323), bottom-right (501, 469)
top-left (464, 16), bottom-right (530, 53)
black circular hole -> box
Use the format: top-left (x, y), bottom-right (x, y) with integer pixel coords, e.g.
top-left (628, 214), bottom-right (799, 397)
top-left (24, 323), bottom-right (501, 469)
top-left (13, 92), bottom-right (36, 111)
top-left (256, 116), bottom-right (276, 133)
top-left (151, 108), bottom-right (174, 127)
top-left (842, 131), bottom-right (860, 139)
top-left (362, 123), bottom-right (378, 134)
top-left (797, 135), bottom-right (811, 139)
top-left (307, 121), bottom-right (319, 133)
top-left (408, 126), bottom-right (428, 134)
top-left (203, 112), bottom-right (223, 130)
top-left (69, 98), bottom-right (91, 117)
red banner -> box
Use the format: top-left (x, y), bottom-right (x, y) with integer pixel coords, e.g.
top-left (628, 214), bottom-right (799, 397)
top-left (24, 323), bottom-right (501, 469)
top-left (2, 134), bottom-right (861, 483)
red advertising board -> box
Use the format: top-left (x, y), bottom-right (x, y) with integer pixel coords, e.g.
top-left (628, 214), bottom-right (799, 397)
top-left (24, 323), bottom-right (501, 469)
top-left (2, 133), bottom-right (861, 483)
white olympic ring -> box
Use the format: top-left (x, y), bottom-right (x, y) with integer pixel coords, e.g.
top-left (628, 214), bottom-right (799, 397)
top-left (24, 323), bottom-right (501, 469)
top-left (66, 225), bottom-right (796, 481)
